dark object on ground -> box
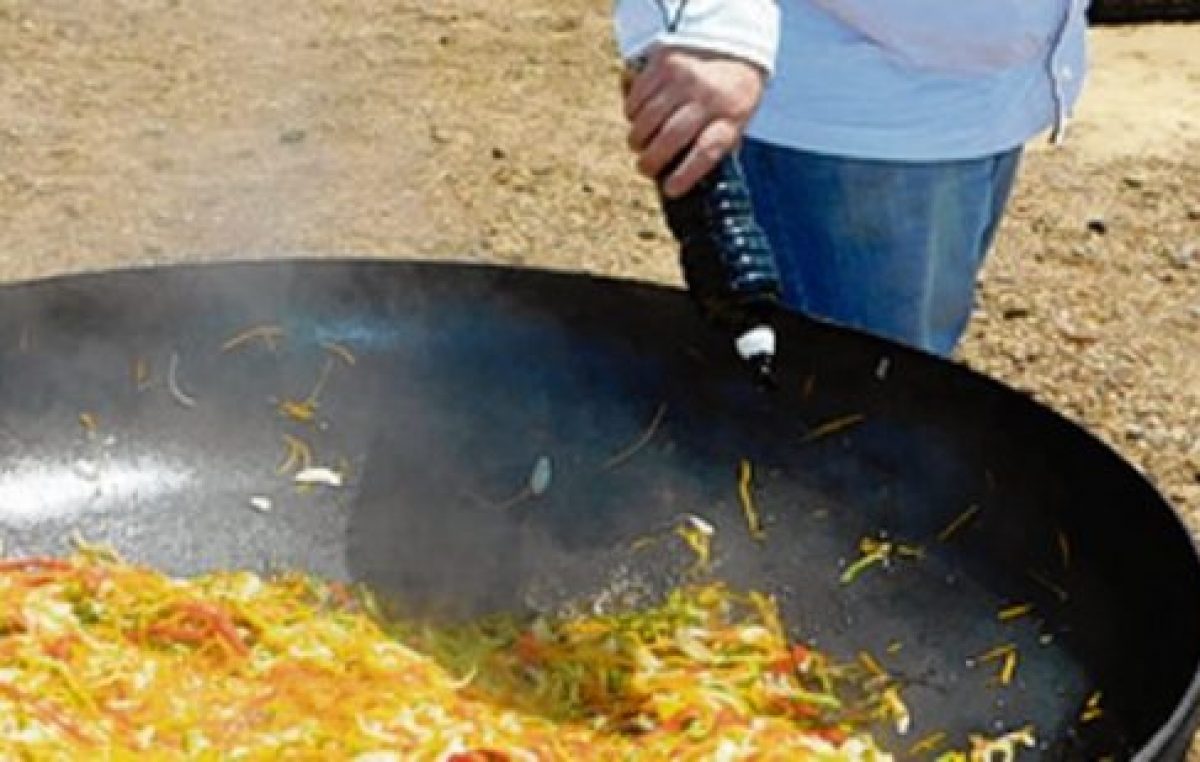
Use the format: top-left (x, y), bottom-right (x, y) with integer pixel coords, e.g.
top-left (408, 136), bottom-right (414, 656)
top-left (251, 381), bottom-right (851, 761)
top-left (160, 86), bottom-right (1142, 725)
top-left (1089, 0), bottom-right (1200, 23)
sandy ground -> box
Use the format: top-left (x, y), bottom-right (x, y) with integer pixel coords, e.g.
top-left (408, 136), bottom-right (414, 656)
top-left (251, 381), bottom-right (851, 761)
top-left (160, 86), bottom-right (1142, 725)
top-left (965, 22), bottom-right (1200, 526)
top-left (0, 0), bottom-right (1198, 754)
top-left (1054, 23), bottom-right (1200, 160)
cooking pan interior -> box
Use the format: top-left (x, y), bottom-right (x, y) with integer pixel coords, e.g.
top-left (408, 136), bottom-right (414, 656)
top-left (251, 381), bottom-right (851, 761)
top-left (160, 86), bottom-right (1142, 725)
top-left (0, 260), bottom-right (1196, 759)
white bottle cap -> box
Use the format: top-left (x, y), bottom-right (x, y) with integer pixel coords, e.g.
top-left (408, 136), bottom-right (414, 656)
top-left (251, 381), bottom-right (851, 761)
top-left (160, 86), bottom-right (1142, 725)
top-left (735, 325), bottom-right (776, 361)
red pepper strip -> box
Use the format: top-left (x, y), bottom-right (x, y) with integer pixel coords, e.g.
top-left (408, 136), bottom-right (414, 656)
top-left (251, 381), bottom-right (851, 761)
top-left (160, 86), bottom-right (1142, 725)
top-left (448, 752), bottom-right (511, 762)
top-left (146, 606), bottom-right (247, 660)
top-left (43, 635), bottom-right (77, 661)
top-left (515, 632), bottom-right (542, 664)
top-left (713, 709), bottom-right (743, 729)
top-left (327, 581), bottom-right (354, 608)
top-left (177, 602), bottom-right (249, 657)
top-left (792, 644), bottom-right (812, 664)
top-left (147, 620), bottom-right (210, 647)
top-left (80, 566), bottom-right (108, 594)
top-left (784, 699), bottom-right (821, 720)
top-left (0, 557), bottom-right (73, 573)
top-left (0, 682), bottom-right (92, 743)
top-left (812, 726), bottom-right (849, 745)
top-left (15, 572), bottom-right (67, 588)
top-left (0, 637), bottom-right (22, 658)
top-left (0, 612), bottom-right (28, 634)
top-left (660, 709), bottom-right (700, 733)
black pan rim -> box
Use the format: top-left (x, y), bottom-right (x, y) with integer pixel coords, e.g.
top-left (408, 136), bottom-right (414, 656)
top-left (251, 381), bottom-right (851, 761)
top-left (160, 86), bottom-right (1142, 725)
top-left (4, 255), bottom-right (1199, 757)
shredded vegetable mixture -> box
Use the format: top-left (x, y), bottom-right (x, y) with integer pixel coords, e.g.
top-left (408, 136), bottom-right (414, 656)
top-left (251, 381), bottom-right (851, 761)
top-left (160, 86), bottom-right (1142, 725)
top-left (0, 549), bottom-right (898, 760)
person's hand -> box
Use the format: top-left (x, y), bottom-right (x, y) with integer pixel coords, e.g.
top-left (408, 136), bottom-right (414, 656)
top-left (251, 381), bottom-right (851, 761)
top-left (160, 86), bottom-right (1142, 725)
top-left (625, 47), bottom-right (766, 198)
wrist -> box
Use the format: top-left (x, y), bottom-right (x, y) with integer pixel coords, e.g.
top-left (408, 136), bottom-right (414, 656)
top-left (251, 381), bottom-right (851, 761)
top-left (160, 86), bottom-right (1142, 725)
top-left (614, 0), bottom-right (780, 76)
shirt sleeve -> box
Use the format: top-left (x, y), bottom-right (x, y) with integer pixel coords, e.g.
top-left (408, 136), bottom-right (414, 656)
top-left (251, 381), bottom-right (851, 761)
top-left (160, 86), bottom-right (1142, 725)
top-left (613, 0), bottom-right (780, 75)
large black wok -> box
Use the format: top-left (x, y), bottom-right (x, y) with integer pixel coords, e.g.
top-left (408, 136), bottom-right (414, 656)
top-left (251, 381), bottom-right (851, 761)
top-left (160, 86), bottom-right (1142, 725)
top-left (0, 260), bottom-right (1197, 759)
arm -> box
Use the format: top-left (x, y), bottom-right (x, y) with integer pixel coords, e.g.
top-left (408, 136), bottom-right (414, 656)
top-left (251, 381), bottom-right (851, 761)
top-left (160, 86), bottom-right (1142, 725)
top-left (613, 0), bottom-right (779, 197)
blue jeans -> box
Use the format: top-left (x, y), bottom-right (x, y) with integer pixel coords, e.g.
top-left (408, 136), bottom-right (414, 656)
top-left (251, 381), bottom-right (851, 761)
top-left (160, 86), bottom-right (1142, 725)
top-left (738, 139), bottom-right (1021, 356)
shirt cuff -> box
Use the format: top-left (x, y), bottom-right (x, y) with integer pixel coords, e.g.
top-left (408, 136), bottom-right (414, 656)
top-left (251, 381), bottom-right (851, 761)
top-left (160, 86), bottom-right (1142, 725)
top-left (614, 0), bottom-right (780, 75)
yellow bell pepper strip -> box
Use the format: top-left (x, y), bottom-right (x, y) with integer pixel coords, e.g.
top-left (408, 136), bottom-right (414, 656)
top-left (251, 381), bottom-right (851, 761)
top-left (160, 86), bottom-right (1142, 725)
top-left (937, 505), bottom-right (981, 543)
top-left (909, 731), bottom-right (948, 756)
top-left (276, 434), bottom-right (314, 476)
top-left (278, 357), bottom-right (335, 424)
top-left (997, 603), bottom-right (1034, 623)
top-left (675, 515), bottom-right (715, 569)
top-left (800, 414), bottom-right (866, 445)
top-left (737, 460), bottom-right (766, 542)
top-left (221, 323), bottom-right (285, 353)
top-left (841, 538), bottom-right (924, 585)
top-left (1081, 691), bottom-right (1104, 723)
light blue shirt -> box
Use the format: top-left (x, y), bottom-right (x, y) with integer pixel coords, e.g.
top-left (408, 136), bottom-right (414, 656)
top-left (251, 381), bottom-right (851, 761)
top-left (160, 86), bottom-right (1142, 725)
top-left (615, 1), bottom-right (1089, 161)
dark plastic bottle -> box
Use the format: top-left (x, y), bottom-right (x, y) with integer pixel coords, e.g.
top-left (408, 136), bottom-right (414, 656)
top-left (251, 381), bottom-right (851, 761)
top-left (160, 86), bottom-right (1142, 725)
top-left (658, 151), bottom-right (783, 383)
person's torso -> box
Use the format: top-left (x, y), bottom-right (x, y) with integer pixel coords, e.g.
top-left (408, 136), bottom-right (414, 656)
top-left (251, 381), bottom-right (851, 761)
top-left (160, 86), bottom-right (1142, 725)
top-left (747, 0), bottom-right (1088, 160)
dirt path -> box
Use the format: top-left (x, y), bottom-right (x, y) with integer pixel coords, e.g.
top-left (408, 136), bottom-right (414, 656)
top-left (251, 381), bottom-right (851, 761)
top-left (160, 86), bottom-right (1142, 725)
top-left (0, 1), bottom-right (469, 277)
top-left (1055, 23), bottom-right (1200, 161)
